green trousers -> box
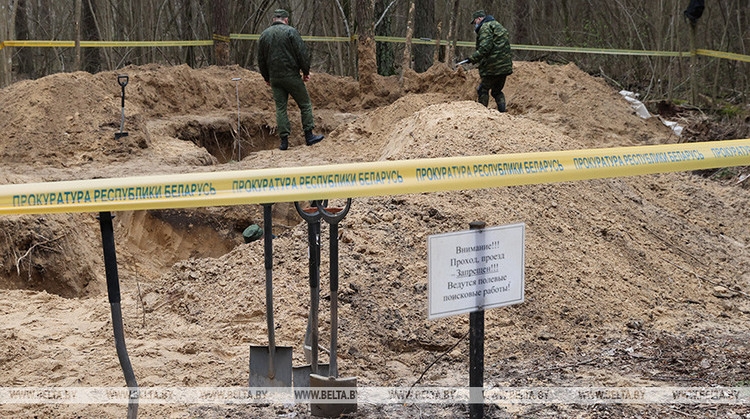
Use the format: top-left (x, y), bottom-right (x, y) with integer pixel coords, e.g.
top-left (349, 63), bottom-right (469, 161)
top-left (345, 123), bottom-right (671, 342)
top-left (271, 75), bottom-right (315, 137)
top-left (477, 74), bottom-right (507, 112)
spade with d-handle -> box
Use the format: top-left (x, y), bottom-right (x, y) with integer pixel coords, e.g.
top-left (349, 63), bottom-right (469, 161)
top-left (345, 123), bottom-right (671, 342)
top-left (249, 204), bottom-right (293, 388)
top-left (292, 201), bottom-right (330, 389)
top-left (115, 74), bottom-right (129, 139)
top-left (310, 199), bottom-right (358, 418)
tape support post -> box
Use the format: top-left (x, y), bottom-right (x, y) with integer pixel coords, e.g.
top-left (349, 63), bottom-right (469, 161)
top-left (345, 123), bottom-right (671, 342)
top-left (1, 139), bottom-right (749, 215)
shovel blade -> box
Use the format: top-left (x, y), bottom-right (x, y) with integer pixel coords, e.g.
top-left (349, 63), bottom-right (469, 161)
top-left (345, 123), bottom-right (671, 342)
top-left (310, 374), bottom-right (358, 417)
top-left (292, 363), bottom-right (330, 389)
top-left (249, 345), bottom-right (293, 388)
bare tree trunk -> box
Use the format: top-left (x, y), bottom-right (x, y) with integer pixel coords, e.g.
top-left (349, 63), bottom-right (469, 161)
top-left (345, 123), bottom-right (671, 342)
top-left (432, 21), bottom-right (441, 64)
top-left (401, 0), bottom-right (415, 79)
top-left (375, 0), bottom-right (395, 76)
top-left (413, 0), bottom-right (434, 72)
top-left (513, 0), bottom-right (529, 45)
top-left (133, 0), bottom-right (145, 64)
top-left (689, 20), bottom-right (698, 106)
top-left (83, 0), bottom-right (101, 73)
top-left (445, 0), bottom-right (459, 66)
top-left (333, 0), bottom-right (354, 76)
top-left (75, 0), bottom-right (82, 71)
top-left (15, 0), bottom-right (32, 77)
top-left (357, 0), bottom-right (376, 94)
top-left (333, 1), bottom-right (345, 76)
top-left (213, 0), bottom-right (230, 66)
top-left (182, 0), bottom-right (196, 67)
top-left (0, 0), bottom-right (15, 87)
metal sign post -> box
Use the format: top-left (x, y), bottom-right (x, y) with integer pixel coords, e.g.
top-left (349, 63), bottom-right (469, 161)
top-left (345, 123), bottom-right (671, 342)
top-left (469, 221), bottom-right (485, 419)
top-left (428, 221), bottom-right (525, 419)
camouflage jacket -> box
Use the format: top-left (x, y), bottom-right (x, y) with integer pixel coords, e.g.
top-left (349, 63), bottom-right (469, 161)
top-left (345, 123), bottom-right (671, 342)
top-left (469, 15), bottom-right (513, 77)
top-left (257, 22), bottom-right (310, 81)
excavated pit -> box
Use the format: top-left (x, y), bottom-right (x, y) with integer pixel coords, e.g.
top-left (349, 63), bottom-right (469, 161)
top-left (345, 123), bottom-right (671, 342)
top-left (175, 116), bottom-right (278, 163)
top-left (0, 204), bottom-right (302, 298)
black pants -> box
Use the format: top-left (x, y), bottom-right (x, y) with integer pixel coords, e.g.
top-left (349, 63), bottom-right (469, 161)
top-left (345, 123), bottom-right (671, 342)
top-left (477, 75), bottom-right (507, 112)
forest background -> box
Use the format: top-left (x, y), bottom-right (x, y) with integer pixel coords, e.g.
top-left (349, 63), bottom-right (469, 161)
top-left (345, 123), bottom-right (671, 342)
top-left (0, 0), bottom-right (749, 110)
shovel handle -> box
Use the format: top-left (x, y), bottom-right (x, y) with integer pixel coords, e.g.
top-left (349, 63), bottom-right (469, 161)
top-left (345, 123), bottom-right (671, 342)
top-left (118, 75), bottom-right (128, 108)
top-left (315, 198), bottom-right (352, 225)
top-left (314, 199), bottom-right (351, 378)
top-left (295, 200), bottom-right (327, 374)
top-left (98, 212), bottom-right (139, 417)
top-left (315, 198), bottom-right (352, 293)
top-left (294, 200), bottom-right (327, 223)
top-left (262, 204), bottom-right (277, 377)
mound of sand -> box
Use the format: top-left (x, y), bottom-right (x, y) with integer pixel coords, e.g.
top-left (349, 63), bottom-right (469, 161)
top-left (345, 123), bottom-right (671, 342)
top-left (0, 62), bottom-right (748, 418)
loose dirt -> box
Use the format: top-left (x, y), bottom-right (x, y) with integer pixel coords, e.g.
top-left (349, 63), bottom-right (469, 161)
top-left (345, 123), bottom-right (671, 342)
top-left (0, 61), bottom-right (748, 418)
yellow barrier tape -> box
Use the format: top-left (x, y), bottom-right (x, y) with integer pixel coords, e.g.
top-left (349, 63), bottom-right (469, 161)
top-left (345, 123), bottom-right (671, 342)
top-left (697, 49), bottom-right (750, 63)
top-left (512, 44), bottom-right (685, 58)
top-left (3, 38), bottom-right (750, 63)
top-left (1, 140), bottom-right (748, 216)
top-left (304, 36), bottom-right (354, 43)
top-left (230, 34), bottom-right (259, 41)
top-left (233, 34), bottom-right (352, 43)
top-left (212, 34), bottom-right (231, 43)
top-left (3, 40), bottom-right (213, 48)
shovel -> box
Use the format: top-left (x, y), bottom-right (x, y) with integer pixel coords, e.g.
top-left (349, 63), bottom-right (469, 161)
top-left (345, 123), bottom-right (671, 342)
top-left (293, 201), bottom-right (330, 389)
top-left (249, 203), bottom-right (293, 388)
top-left (115, 74), bottom-right (129, 140)
top-left (310, 199), bottom-right (357, 417)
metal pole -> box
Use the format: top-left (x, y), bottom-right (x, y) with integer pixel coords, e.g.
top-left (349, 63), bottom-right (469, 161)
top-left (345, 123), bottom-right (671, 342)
top-left (469, 220), bottom-right (485, 419)
top-left (232, 77), bottom-right (242, 160)
top-left (99, 212), bottom-right (139, 419)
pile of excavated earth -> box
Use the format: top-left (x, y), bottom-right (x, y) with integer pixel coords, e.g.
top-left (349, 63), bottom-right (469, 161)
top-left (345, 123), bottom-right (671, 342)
top-left (0, 60), bottom-right (748, 418)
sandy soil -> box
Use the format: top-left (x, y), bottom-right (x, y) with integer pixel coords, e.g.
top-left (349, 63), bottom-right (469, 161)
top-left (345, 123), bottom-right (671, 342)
top-left (0, 60), bottom-right (749, 419)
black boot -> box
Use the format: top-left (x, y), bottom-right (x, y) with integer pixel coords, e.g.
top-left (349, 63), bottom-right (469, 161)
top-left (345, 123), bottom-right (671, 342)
top-left (305, 130), bottom-right (324, 146)
top-left (279, 135), bottom-right (288, 150)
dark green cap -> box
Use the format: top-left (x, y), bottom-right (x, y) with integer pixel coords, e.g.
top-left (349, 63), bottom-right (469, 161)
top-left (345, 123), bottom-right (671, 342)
top-left (471, 10), bottom-right (486, 23)
top-left (273, 9), bottom-right (289, 19)
top-left (242, 224), bottom-right (263, 243)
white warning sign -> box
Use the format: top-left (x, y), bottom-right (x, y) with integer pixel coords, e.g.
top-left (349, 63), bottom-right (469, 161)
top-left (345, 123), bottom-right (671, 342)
top-left (428, 223), bottom-right (525, 319)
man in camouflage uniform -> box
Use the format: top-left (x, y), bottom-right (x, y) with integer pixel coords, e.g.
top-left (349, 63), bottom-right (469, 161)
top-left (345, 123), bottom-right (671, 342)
top-left (258, 9), bottom-right (324, 150)
top-left (468, 10), bottom-right (513, 112)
